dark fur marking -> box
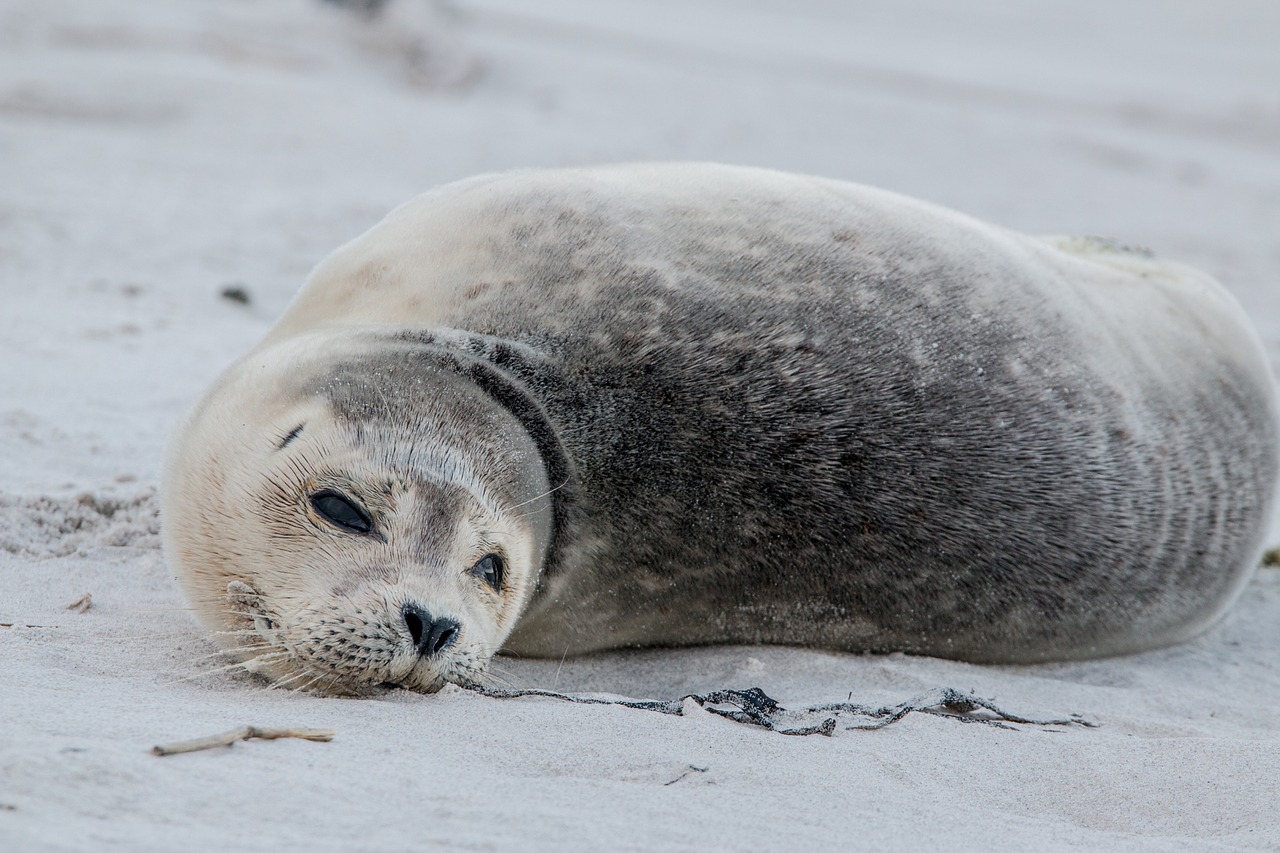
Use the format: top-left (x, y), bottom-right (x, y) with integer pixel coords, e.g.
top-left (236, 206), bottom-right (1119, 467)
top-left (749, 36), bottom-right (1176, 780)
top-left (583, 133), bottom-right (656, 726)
top-left (390, 331), bottom-right (578, 580)
top-left (313, 332), bottom-right (575, 579)
top-left (276, 423), bottom-right (305, 451)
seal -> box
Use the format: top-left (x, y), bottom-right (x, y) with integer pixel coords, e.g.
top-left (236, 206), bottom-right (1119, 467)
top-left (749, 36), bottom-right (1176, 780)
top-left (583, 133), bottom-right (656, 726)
top-left (161, 163), bottom-right (1280, 694)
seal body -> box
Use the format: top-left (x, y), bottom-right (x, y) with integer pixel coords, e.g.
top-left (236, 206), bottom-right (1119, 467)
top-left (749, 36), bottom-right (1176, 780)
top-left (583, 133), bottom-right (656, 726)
top-left (163, 164), bottom-right (1279, 692)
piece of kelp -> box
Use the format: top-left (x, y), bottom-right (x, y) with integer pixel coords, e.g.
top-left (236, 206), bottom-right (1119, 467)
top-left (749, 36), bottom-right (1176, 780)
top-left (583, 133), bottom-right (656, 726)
top-left (466, 685), bottom-right (1096, 737)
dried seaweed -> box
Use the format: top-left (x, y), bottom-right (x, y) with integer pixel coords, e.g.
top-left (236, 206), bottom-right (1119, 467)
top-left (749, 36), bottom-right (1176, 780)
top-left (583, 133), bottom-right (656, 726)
top-left (466, 684), bottom-right (1095, 737)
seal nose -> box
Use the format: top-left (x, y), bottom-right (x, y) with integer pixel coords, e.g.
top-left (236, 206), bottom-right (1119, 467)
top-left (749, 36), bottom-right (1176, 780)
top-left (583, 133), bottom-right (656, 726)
top-left (402, 603), bottom-right (460, 658)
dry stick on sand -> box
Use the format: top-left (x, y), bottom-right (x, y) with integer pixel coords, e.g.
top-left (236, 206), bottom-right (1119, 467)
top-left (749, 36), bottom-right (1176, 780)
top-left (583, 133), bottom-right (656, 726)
top-left (152, 726), bottom-right (335, 756)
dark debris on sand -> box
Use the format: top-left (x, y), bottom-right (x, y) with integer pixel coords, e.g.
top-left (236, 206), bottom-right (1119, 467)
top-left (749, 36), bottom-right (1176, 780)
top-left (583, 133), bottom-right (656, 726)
top-left (467, 685), bottom-right (1096, 737)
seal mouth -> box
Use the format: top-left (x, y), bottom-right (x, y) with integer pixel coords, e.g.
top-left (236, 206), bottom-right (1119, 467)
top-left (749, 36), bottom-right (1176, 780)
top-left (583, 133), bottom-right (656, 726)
top-left (213, 580), bottom-right (480, 695)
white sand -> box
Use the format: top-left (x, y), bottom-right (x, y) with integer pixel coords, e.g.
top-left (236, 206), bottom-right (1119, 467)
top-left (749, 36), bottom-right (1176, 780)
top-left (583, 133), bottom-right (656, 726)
top-left (2, 1), bottom-right (1279, 849)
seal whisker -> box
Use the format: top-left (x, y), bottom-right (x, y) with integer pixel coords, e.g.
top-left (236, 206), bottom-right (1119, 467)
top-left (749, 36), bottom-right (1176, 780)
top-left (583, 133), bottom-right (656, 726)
top-left (164, 654), bottom-right (289, 685)
top-left (551, 646), bottom-right (570, 690)
top-left (287, 672), bottom-right (331, 694)
top-left (483, 659), bottom-right (520, 680)
top-left (475, 669), bottom-right (521, 691)
top-left (265, 669), bottom-right (323, 692)
top-left (187, 644), bottom-right (276, 664)
top-left (507, 478), bottom-right (569, 517)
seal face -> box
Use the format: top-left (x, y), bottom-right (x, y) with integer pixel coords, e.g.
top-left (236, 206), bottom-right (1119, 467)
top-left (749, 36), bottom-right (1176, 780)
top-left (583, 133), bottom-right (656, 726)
top-left (165, 335), bottom-right (554, 694)
top-left (162, 163), bottom-right (1280, 694)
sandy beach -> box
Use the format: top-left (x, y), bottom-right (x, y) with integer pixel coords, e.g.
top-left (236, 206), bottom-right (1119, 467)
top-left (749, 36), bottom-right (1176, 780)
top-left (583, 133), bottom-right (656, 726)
top-left (2, 1), bottom-right (1279, 849)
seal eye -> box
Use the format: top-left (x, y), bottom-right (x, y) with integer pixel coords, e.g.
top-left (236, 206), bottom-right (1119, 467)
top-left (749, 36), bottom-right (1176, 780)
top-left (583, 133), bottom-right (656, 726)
top-left (309, 490), bottom-right (373, 535)
top-left (470, 553), bottom-right (504, 592)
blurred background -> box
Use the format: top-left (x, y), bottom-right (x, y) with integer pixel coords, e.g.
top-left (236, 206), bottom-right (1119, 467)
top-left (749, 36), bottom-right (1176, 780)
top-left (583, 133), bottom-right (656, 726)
top-left (2, 0), bottom-right (1278, 497)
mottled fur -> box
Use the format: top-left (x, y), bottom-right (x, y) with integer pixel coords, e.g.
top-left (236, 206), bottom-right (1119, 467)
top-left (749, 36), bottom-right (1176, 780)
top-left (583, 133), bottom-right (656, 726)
top-left (163, 164), bottom-right (1279, 693)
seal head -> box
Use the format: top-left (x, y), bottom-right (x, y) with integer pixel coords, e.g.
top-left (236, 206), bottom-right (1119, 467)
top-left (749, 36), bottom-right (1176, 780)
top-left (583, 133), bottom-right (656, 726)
top-left (163, 331), bottom-right (553, 693)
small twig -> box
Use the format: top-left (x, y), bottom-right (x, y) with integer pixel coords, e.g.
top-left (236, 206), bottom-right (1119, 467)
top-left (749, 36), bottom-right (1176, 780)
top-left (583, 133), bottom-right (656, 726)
top-left (65, 593), bottom-right (93, 613)
top-left (151, 726), bottom-right (335, 756)
top-left (0, 622), bottom-right (51, 629)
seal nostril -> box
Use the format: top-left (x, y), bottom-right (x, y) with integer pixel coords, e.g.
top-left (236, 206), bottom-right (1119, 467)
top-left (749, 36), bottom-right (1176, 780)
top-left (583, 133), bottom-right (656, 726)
top-left (429, 621), bottom-right (459, 656)
top-left (403, 606), bottom-right (425, 649)
top-left (402, 603), bottom-right (460, 658)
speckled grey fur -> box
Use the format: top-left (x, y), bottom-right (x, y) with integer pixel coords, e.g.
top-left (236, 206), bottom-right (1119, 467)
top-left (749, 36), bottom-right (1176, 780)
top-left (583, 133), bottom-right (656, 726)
top-left (178, 165), bottom-right (1280, 666)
